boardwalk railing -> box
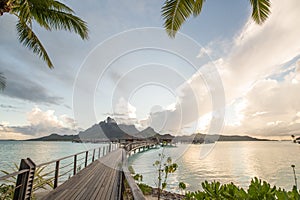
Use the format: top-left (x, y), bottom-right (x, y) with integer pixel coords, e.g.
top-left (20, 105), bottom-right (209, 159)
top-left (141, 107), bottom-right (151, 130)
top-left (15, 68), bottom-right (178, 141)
top-left (124, 141), bottom-right (158, 156)
top-left (121, 150), bottom-right (146, 200)
top-left (0, 141), bottom-right (158, 200)
top-left (0, 143), bottom-right (118, 199)
top-left (0, 158), bottom-right (35, 200)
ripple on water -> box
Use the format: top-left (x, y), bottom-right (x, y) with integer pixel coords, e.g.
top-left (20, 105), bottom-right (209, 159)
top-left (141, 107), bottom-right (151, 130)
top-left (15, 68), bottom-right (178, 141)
top-left (130, 141), bottom-right (300, 192)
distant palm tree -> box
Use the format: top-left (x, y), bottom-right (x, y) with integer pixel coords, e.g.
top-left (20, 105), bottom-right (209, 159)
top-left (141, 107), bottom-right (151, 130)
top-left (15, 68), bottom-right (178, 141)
top-left (0, 0), bottom-right (88, 68)
top-left (161, 0), bottom-right (271, 37)
top-left (0, 72), bottom-right (6, 91)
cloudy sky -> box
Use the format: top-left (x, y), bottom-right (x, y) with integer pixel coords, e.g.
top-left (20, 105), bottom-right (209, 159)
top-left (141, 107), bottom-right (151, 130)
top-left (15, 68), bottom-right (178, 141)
top-left (1, 0), bottom-right (300, 140)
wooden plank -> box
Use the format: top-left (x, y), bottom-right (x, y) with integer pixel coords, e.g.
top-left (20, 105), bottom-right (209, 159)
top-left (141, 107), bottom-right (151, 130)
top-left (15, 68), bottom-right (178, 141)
top-left (99, 168), bottom-right (115, 199)
top-left (68, 160), bottom-right (109, 199)
top-left (107, 151), bottom-right (123, 199)
top-left (83, 165), bottom-right (109, 200)
top-left (43, 160), bottom-right (98, 199)
top-left (43, 149), bottom-right (123, 200)
top-left (109, 168), bottom-right (122, 200)
top-left (103, 167), bottom-right (118, 199)
top-left (89, 165), bottom-right (114, 199)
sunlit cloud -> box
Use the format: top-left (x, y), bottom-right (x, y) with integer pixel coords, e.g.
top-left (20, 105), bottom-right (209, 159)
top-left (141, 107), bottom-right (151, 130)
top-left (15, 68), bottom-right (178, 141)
top-left (0, 107), bottom-right (80, 139)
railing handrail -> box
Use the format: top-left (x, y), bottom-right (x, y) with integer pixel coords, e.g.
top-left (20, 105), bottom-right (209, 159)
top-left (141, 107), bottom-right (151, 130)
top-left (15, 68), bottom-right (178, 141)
top-left (36, 145), bottom-right (109, 168)
top-left (122, 145), bottom-right (147, 199)
top-left (124, 141), bottom-right (158, 152)
top-left (0, 169), bottom-right (29, 181)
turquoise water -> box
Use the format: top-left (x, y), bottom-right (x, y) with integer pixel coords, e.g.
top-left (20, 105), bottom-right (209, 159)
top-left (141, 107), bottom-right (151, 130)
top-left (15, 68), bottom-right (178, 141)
top-left (1, 141), bottom-right (299, 193)
top-left (129, 141), bottom-right (300, 192)
top-left (0, 141), bottom-right (108, 176)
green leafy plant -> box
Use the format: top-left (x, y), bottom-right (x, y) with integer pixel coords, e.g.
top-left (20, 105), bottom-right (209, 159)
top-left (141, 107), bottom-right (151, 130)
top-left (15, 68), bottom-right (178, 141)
top-left (128, 165), bottom-right (135, 175)
top-left (185, 177), bottom-right (300, 200)
top-left (179, 182), bottom-right (186, 195)
top-left (153, 150), bottom-right (178, 200)
top-left (0, 163), bottom-right (54, 199)
top-left (138, 183), bottom-right (153, 195)
top-left (133, 174), bottom-right (143, 183)
top-left (247, 177), bottom-right (277, 199)
top-left (0, 184), bottom-right (14, 200)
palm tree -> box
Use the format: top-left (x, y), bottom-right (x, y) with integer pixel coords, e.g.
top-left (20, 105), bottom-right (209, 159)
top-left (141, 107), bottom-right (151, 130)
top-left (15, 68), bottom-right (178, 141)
top-left (161, 0), bottom-right (271, 37)
top-left (0, 0), bottom-right (88, 68)
top-left (0, 72), bottom-right (6, 91)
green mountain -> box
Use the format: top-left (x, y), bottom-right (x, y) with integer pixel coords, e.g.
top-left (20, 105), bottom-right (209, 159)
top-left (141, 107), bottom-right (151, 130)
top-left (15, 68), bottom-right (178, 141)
top-left (27, 133), bottom-right (79, 141)
top-left (78, 117), bottom-right (135, 141)
top-left (27, 117), bottom-right (271, 142)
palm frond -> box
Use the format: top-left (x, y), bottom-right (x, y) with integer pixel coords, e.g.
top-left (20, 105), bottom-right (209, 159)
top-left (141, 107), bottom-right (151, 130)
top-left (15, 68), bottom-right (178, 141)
top-left (249, 0), bottom-right (271, 24)
top-left (0, 73), bottom-right (6, 91)
top-left (17, 0), bottom-right (31, 22)
top-left (51, 0), bottom-right (74, 13)
top-left (16, 20), bottom-right (53, 68)
top-left (10, 0), bottom-right (88, 68)
top-left (193, 0), bottom-right (205, 16)
top-left (31, 9), bottom-right (88, 40)
top-left (162, 0), bottom-right (195, 38)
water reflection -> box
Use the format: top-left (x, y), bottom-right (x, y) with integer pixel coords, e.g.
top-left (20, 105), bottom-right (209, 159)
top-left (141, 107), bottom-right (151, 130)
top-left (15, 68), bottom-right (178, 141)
top-left (130, 141), bottom-right (300, 192)
top-left (0, 141), bottom-right (105, 173)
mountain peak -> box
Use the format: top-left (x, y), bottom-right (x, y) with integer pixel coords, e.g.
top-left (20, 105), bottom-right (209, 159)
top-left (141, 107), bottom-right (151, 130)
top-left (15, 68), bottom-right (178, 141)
top-left (106, 116), bottom-right (117, 124)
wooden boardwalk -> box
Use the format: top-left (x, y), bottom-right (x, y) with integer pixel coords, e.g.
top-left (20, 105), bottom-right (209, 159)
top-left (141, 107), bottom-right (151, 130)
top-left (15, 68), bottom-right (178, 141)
top-left (42, 149), bottom-right (123, 200)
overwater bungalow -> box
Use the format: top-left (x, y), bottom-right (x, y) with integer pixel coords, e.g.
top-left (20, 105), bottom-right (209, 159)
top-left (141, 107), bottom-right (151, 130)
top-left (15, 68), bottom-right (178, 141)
top-left (295, 137), bottom-right (300, 144)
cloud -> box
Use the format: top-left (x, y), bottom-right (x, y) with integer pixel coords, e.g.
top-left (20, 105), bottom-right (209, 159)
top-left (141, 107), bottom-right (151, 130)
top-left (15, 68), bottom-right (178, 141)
top-left (197, 47), bottom-right (212, 58)
top-left (148, 0), bottom-right (300, 138)
top-left (106, 97), bottom-right (140, 126)
top-left (0, 69), bottom-right (63, 105)
top-left (226, 64), bottom-right (300, 138)
top-left (0, 104), bottom-right (18, 109)
top-left (0, 107), bottom-right (80, 138)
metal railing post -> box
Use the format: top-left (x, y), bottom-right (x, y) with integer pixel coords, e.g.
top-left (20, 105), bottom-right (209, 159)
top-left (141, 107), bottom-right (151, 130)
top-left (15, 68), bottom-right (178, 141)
top-left (92, 149), bottom-right (95, 162)
top-left (54, 161), bottom-right (60, 188)
top-left (73, 155), bottom-right (77, 175)
top-left (109, 143), bottom-right (112, 152)
top-left (85, 151), bottom-right (88, 167)
top-left (13, 158), bottom-right (36, 200)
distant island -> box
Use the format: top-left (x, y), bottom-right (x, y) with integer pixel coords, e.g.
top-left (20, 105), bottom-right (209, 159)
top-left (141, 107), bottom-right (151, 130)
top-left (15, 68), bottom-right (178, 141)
top-left (175, 133), bottom-right (270, 144)
top-left (27, 117), bottom-right (272, 143)
top-left (27, 133), bottom-right (79, 142)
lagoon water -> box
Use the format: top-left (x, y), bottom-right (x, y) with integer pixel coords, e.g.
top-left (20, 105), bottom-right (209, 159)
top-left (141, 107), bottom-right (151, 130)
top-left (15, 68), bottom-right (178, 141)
top-left (0, 141), bottom-right (105, 176)
top-left (129, 141), bottom-right (300, 192)
top-left (0, 141), bottom-right (299, 192)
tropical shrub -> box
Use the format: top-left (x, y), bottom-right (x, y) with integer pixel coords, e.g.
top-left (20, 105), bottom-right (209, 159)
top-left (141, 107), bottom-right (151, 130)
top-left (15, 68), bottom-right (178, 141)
top-left (185, 177), bottom-right (300, 200)
top-left (0, 184), bottom-right (14, 200)
top-left (153, 151), bottom-right (178, 199)
top-left (138, 183), bottom-right (153, 195)
top-left (0, 163), bottom-right (54, 199)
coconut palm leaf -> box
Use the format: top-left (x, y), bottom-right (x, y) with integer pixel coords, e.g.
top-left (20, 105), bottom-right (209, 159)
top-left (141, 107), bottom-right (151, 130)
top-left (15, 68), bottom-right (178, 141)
top-left (162, 0), bottom-right (195, 38)
top-left (249, 0), bottom-right (271, 24)
top-left (0, 73), bottom-right (6, 91)
top-left (2, 0), bottom-right (89, 68)
top-left (193, 0), bottom-right (205, 16)
top-left (16, 20), bottom-right (53, 67)
top-left (162, 0), bottom-right (271, 37)
top-left (22, 0), bottom-right (88, 39)
top-left (31, 9), bottom-right (88, 40)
